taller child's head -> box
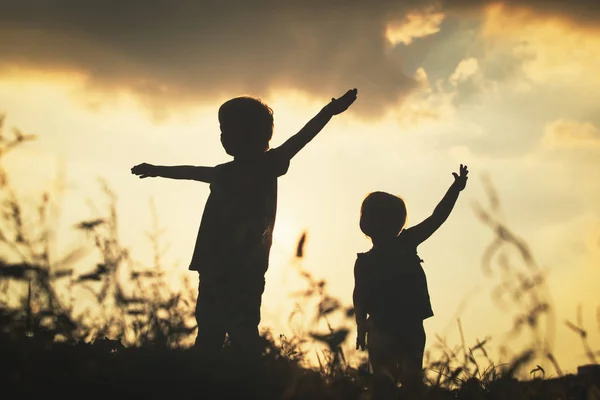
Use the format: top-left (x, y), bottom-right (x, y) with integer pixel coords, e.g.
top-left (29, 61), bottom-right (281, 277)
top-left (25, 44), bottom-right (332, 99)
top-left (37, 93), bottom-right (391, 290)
top-left (359, 191), bottom-right (407, 242)
top-left (218, 96), bottom-right (274, 157)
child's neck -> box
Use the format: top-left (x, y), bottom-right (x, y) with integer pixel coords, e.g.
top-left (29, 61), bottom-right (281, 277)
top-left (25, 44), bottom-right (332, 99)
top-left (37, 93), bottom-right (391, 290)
top-left (371, 236), bottom-right (396, 249)
top-left (234, 151), bottom-right (268, 162)
top-left (371, 230), bottom-right (404, 249)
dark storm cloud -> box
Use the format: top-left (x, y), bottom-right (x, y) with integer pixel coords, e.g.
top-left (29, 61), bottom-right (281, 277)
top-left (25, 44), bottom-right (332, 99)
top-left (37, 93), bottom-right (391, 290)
top-left (0, 0), bottom-right (425, 117)
top-left (0, 0), bottom-right (597, 118)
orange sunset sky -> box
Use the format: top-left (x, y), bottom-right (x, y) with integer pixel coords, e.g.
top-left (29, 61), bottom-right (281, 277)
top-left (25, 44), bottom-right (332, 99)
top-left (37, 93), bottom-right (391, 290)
top-left (1, 0), bottom-right (599, 374)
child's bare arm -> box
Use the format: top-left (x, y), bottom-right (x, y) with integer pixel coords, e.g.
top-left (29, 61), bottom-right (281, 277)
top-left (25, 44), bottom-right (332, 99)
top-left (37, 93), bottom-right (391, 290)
top-left (353, 287), bottom-right (368, 326)
top-left (131, 163), bottom-right (214, 183)
top-left (353, 258), bottom-right (368, 351)
top-left (407, 164), bottom-right (469, 245)
top-left (353, 285), bottom-right (368, 351)
top-left (276, 89), bottom-right (357, 160)
top-left (353, 287), bottom-right (368, 351)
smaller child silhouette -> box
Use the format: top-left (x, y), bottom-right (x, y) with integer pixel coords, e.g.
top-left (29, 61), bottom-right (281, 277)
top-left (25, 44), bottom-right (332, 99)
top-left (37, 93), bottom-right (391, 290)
top-left (353, 164), bottom-right (468, 399)
top-left (131, 89), bottom-right (357, 360)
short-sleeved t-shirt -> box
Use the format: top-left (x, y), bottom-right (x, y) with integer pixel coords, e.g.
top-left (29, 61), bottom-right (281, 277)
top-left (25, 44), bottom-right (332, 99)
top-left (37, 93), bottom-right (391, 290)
top-left (189, 149), bottom-right (290, 280)
top-left (354, 229), bottom-right (433, 332)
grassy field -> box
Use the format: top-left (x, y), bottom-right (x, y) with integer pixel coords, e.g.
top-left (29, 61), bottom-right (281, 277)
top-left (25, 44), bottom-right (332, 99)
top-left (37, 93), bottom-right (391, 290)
top-left (2, 328), bottom-right (600, 399)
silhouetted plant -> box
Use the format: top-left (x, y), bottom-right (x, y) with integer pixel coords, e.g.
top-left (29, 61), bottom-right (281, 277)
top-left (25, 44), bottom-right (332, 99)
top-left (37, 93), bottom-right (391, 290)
top-left (472, 175), bottom-right (559, 378)
top-left (0, 113), bottom-right (81, 342)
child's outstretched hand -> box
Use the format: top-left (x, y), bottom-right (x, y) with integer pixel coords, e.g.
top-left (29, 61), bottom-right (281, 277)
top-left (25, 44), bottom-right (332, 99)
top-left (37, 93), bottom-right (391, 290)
top-left (452, 164), bottom-right (469, 191)
top-left (131, 163), bottom-right (157, 179)
top-left (327, 88), bottom-right (358, 115)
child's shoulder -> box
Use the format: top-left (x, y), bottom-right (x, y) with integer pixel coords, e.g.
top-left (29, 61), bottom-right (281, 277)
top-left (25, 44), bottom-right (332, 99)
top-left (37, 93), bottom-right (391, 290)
top-left (228, 149), bottom-right (290, 177)
top-left (354, 250), bottom-right (374, 268)
top-left (356, 249), bottom-right (374, 259)
top-left (354, 252), bottom-right (368, 278)
top-left (398, 228), bottom-right (419, 248)
top-left (265, 148), bottom-right (290, 176)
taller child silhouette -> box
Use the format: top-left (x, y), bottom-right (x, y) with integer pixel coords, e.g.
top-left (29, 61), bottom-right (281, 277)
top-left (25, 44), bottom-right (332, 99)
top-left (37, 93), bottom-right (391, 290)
top-left (132, 89), bottom-right (357, 357)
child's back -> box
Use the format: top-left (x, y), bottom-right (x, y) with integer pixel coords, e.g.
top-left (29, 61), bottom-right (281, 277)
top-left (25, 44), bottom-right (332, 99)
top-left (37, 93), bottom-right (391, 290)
top-left (190, 147), bottom-right (289, 282)
top-left (354, 229), bottom-right (433, 333)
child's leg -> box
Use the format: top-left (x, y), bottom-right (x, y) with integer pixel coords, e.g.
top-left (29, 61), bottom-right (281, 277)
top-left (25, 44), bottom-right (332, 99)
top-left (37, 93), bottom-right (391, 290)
top-left (194, 275), bottom-right (227, 356)
top-left (226, 275), bottom-right (265, 358)
top-left (368, 323), bottom-right (399, 400)
top-left (396, 322), bottom-right (426, 393)
top-left (225, 275), bottom-right (267, 396)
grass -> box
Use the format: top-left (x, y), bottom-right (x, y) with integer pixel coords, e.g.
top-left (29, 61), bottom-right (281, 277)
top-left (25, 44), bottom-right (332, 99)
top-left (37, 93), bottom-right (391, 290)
top-left (3, 333), bottom-right (599, 399)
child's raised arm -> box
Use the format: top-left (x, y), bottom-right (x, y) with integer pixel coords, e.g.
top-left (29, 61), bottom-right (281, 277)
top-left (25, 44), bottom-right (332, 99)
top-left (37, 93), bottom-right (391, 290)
top-left (276, 89), bottom-right (357, 160)
top-left (131, 163), bottom-right (214, 183)
top-left (405, 164), bottom-right (469, 246)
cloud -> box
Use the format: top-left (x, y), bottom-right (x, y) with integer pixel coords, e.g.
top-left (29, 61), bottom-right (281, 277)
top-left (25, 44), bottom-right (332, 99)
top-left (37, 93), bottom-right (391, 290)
top-left (543, 120), bottom-right (600, 149)
top-left (478, 3), bottom-right (600, 86)
top-left (0, 0), bottom-right (433, 119)
top-left (449, 58), bottom-right (479, 86)
top-left (0, 0), bottom-right (598, 120)
top-left (394, 67), bottom-right (447, 126)
top-left (386, 7), bottom-right (445, 46)
top-left (445, 0), bottom-right (600, 27)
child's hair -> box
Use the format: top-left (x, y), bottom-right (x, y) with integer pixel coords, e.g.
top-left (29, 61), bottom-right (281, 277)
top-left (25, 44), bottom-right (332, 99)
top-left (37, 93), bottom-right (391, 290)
top-left (218, 96), bottom-right (274, 156)
top-left (359, 191), bottom-right (407, 239)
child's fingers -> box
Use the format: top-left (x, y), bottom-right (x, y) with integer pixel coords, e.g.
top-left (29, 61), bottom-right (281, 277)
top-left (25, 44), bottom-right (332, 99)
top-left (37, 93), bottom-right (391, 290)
top-left (337, 89), bottom-right (357, 101)
top-left (345, 89), bottom-right (357, 101)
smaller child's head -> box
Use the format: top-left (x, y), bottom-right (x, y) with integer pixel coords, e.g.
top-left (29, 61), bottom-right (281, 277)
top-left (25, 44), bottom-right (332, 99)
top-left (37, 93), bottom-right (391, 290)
top-left (359, 191), bottom-right (407, 242)
top-left (218, 96), bottom-right (274, 157)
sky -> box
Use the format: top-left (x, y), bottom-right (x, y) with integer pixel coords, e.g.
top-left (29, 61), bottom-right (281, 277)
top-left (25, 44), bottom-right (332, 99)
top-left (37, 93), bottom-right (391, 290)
top-left (1, 0), bottom-right (600, 374)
